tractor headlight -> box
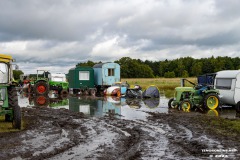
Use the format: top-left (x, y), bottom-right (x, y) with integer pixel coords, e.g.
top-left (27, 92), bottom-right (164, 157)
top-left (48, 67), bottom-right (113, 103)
top-left (0, 88), bottom-right (6, 101)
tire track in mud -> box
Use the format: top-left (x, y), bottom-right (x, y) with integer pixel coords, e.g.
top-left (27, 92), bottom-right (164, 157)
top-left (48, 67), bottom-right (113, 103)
top-left (1, 107), bottom-right (239, 159)
top-left (147, 111), bottom-right (239, 159)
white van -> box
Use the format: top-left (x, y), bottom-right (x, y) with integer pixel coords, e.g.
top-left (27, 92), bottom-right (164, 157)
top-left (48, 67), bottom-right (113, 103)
top-left (214, 70), bottom-right (240, 109)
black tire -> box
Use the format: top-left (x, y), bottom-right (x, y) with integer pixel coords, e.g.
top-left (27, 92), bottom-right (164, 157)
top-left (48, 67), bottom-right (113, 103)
top-left (236, 102), bottom-right (240, 112)
top-left (8, 87), bottom-right (18, 107)
top-left (8, 87), bottom-right (21, 129)
top-left (5, 114), bottom-right (11, 122)
top-left (13, 104), bottom-right (21, 129)
top-left (34, 81), bottom-right (49, 95)
top-left (180, 99), bottom-right (192, 111)
top-left (203, 93), bottom-right (220, 110)
top-left (60, 89), bottom-right (68, 95)
top-left (168, 98), bottom-right (176, 109)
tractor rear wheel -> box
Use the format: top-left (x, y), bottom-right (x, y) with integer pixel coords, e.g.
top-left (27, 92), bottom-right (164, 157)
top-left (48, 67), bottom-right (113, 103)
top-left (180, 100), bottom-right (192, 112)
top-left (34, 81), bottom-right (49, 95)
top-left (204, 93), bottom-right (219, 110)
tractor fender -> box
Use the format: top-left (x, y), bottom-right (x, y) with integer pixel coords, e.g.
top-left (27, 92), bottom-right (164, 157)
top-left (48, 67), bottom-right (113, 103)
top-left (35, 79), bottom-right (48, 84)
top-left (202, 90), bottom-right (219, 95)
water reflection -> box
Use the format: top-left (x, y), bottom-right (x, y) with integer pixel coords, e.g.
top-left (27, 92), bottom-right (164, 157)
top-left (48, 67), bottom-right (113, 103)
top-left (18, 92), bottom-right (240, 120)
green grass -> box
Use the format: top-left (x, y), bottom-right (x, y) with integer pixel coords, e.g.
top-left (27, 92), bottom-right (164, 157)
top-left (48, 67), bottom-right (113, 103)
top-left (208, 117), bottom-right (240, 136)
top-left (122, 78), bottom-right (196, 98)
top-left (122, 77), bottom-right (197, 90)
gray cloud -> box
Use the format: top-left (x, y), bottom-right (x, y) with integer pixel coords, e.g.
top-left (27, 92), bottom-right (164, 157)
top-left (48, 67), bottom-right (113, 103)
top-left (0, 0), bottom-right (240, 73)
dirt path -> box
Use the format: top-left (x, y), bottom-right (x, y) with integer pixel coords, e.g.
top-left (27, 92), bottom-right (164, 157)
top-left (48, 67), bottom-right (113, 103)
top-left (0, 107), bottom-right (239, 160)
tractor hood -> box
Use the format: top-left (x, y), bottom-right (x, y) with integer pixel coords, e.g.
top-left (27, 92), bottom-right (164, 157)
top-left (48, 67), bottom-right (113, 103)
top-left (175, 87), bottom-right (194, 92)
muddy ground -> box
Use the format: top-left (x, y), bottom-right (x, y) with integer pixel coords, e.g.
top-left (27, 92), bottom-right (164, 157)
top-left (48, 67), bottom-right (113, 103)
top-left (0, 107), bottom-right (239, 160)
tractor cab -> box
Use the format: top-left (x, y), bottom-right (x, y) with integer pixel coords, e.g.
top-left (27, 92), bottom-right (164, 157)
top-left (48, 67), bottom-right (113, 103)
top-left (0, 54), bottom-right (21, 129)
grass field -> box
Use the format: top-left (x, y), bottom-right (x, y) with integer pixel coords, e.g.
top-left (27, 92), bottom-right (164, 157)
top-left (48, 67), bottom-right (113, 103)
top-left (121, 77), bottom-right (197, 98)
top-left (122, 77), bottom-right (197, 90)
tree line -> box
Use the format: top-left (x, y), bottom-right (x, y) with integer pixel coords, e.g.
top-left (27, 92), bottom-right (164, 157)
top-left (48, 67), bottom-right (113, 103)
top-left (76, 56), bottom-right (240, 78)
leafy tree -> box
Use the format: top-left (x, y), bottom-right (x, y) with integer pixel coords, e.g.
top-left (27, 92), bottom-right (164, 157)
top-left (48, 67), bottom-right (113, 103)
top-left (164, 71), bottom-right (175, 78)
top-left (191, 62), bottom-right (203, 76)
top-left (13, 70), bottom-right (24, 80)
top-left (76, 60), bottom-right (96, 67)
top-left (115, 57), bottom-right (154, 78)
top-left (182, 70), bottom-right (189, 78)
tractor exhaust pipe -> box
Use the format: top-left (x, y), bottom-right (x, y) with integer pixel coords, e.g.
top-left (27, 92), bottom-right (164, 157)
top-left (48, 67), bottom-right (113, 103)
top-left (181, 78), bottom-right (185, 87)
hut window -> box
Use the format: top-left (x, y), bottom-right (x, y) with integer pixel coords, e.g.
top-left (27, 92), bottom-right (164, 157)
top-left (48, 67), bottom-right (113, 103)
top-left (79, 71), bottom-right (89, 80)
top-left (216, 78), bottom-right (232, 90)
top-left (108, 68), bottom-right (114, 76)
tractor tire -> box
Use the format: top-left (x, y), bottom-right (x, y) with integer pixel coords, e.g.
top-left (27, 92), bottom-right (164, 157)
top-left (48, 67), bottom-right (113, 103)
top-left (168, 98), bottom-right (177, 109)
top-left (8, 87), bottom-right (18, 107)
top-left (7, 87), bottom-right (21, 129)
top-left (5, 114), bottom-right (11, 122)
top-left (60, 89), bottom-right (68, 95)
top-left (204, 93), bottom-right (219, 110)
top-left (34, 81), bottom-right (49, 95)
top-left (34, 95), bottom-right (49, 107)
top-left (180, 100), bottom-right (192, 112)
top-left (13, 104), bottom-right (21, 129)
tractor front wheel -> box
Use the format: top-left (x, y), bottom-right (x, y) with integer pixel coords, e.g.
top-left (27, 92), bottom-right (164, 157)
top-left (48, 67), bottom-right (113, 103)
top-left (180, 100), bottom-right (192, 112)
top-left (34, 81), bottom-right (49, 95)
top-left (168, 98), bottom-right (177, 109)
top-left (204, 93), bottom-right (219, 110)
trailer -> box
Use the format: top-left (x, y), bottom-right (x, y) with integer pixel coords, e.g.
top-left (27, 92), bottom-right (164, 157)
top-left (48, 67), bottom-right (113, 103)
top-left (93, 62), bottom-right (120, 92)
top-left (68, 66), bottom-right (96, 95)
top-left (214, 70), bottom-right (240, 110)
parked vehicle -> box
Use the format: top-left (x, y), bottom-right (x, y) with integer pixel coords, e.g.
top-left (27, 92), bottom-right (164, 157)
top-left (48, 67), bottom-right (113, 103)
top-left (68, 66), bottom-right (96, 95)
top-left (0, 54), bottom-right (21, 129)
top-left (22, 71), bottom-right (68, 95)
top-left (104, 82), bottom-right (129, 97)
top-left (93, 62), bottom-right (120, 92)
top-left (214, 70), bottom-right (240, 111)
top-left (48, 73), bottom-right (69, 95)
top-left (125, 85), bottom-right (142, 98)
top-left (168, 78), bottom-right (220, 111)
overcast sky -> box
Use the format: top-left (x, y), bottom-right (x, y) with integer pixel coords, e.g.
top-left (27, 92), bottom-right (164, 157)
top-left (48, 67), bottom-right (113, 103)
top-left (1, 0), bottom-right (240, 74)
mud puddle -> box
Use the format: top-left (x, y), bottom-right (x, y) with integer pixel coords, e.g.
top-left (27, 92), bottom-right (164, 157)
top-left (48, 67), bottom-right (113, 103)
top-left (0, 92), bottom-right (237, 159)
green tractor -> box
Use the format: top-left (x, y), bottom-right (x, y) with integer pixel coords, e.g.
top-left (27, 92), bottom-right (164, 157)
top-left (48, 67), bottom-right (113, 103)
top-left (27, 70), bottom-right (68, 95)
top-left (168, 75), bottom-right (220, 111)
top-left (28, 70), bottom-right (50, 95)
top-left (0, 54), bottom-right (21, 129)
